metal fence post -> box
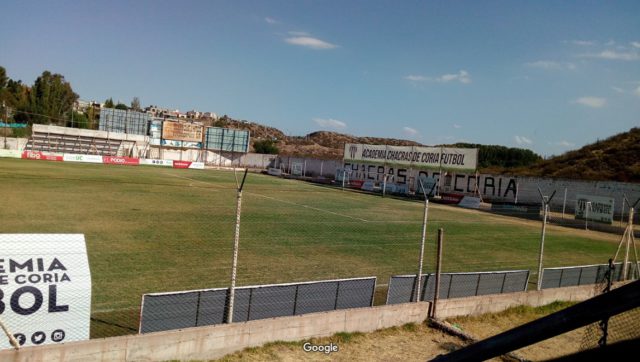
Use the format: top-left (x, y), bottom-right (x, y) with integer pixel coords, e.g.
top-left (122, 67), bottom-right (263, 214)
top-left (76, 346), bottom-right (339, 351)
top-left (226, 169), bottom-right (248, 323)
top-left (0, 317), bottom-right (20, 350)
top-left (431, 228), bottom-right (444, 318)
top-left (537, 204), bottom-right (549, 290)
top-left (415, 193), bottom-right (429, 302)
top-left (562, 187), bottom-right (567, 219)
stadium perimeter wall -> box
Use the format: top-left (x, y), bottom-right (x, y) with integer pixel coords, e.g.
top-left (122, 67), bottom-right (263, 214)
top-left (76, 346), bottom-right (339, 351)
top-left (0, 284), bottom-right (598, 362)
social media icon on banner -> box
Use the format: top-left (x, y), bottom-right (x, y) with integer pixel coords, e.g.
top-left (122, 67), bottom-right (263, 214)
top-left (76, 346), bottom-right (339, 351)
top-left (31, 331), bottom-right (46, 345)
top-left (13, 333), bottom-right (26, 346)
top-left (51, 329), bottom-right (65, 343)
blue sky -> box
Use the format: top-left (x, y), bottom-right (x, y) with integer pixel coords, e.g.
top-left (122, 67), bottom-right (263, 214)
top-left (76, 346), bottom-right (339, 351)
top-left (1, 1), bottom-right (639, 156)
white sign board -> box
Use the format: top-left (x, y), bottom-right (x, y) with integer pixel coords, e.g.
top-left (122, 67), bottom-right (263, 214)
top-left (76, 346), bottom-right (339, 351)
top-left (63, 154), bottom-right (104, 163)
top-left (575, 194), bottom-right (614, 224)
top-left (140, 158), bottom-right (174, 167)
top-left (344, 143), bottom-right (478, 172)
top-left (0, 234), bottom-right (91, 349)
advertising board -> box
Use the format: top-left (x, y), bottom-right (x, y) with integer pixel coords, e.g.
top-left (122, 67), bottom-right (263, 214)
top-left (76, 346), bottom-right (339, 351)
top-left (63, 154), bottom-right (103, 163)
top-left (21, 151), bottom-right (63, 162)
top-left (102, 156), bottom-right (140, 166)
top-left (162, 121), bottom-right (203, 142)
top-left (140, 159), bottom-right (174, 167)
top-left (575, 194), bottom-right (614, 224)
top-left (344, 143), bottom-right (478, 172)
top-left (0, 234), bottom-right (91, 349)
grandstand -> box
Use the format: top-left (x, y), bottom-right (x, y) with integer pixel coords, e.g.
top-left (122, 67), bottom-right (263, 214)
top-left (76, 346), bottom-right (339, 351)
top-left (24, 124), bottom-right (149, 157)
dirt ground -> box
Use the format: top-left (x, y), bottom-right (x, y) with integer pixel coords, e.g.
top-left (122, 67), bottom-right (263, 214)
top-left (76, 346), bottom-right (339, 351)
top-left (216, 302), bottom-right (596, 362)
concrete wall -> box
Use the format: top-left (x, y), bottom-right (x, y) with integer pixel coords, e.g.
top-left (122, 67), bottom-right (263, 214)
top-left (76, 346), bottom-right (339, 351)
top-left (0, 137), bottom-right (28, 150)
top-left (275, 156), bottom-right (342, 178)
top-left (434, 283), bottom-right (598, 319)
top-left (0, 284), bottom-right (601, 362)
top-left (0, 302), bottom-right (431, 362)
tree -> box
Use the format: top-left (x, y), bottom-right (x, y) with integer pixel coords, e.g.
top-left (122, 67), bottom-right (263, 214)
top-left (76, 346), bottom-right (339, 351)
top-left (115, 103), bottom-right (128, 110)
top-left (104, 98), bottom-right (114, 108)
top-left (130, 97), bottom-right (141, 111)
top-left (253, 139), bottom-right (279, 154)
top-left (67, 111), bottom-right (89, 129)
top-left (19, 71), bottom-right (78, 125)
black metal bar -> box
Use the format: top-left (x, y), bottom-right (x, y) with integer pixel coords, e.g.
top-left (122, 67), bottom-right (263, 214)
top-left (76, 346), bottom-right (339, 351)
top-left (431, 280), bottom-right (640, 362)
top-left (194, 291), bottom-right (202, 327)
top-left (293, 285), bottom-right (299, 315)
top-left (334, 281), bottom-right (341, 310)
top-left (239, 168), bottom-right (248, 192)
top-left (246, 288), bottom-right (253, 321)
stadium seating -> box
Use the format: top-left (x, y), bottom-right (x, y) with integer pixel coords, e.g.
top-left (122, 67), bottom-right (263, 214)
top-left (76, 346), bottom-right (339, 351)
top-left (24, 131), bottom-right (123, 156)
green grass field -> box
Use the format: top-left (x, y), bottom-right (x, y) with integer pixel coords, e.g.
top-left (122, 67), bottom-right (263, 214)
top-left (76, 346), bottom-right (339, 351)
top-left (0, 158), bottom-right (620, 337)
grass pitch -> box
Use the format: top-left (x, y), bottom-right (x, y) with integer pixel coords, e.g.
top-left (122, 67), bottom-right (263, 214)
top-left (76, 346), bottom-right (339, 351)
top-left (0, 158), bottom-right (619, 336)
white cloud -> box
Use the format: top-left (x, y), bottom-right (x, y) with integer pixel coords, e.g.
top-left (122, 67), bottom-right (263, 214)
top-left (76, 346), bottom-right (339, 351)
top-left (525, 60), bottom-right (576, 70)
top-left (514, 135), bottom-right (533, 145)
top-left (611, 86), bottom-right (625, 94)
top-left (404, 70), bottom-right (471, 84)
top-left (288, 31), bottom-right (309, 36)
top-left (580, 50), bottom-right (640, 61)
top-left (572, 40), bottom-right (595, 46)
top-left (573, 97), bottom-right (607, 108)
top-left (438, 70), bottom-right (472, 84)
top-left (265, 17), bottom-right (278, 25)
top-left (403, 127), bottom-right (419, 137)
top-left (285, 36), bottom-right (337, 50)
top-left (313, 118), bottom-right (347, 130)
top-left (453, 124), bottom-right (462, 129)
top-left (404, 75), bottom-right (430, 82)
top-left (632, 42), bottom-right (640, 49)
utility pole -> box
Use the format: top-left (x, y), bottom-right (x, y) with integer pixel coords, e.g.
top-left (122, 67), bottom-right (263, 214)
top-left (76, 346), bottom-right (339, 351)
top-left (226, 168), bottom-right (248, 323)
top-left (536, 187), bottom-right (557, 290)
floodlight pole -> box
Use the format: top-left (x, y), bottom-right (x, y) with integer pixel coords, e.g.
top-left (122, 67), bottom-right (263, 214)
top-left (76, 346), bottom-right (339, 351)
top-left (227, 168), bottom-right (248, 323)
top-left (415, 179), bottom-right (429, 302)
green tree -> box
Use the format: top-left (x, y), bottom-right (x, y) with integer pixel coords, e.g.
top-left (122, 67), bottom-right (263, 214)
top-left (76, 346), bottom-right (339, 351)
top-left (104, 98), bottom-right (115, 108)
top-left (130, 97), bottom-right (141, 111)
top-left (18, 71), bottom-right (78, 125)
top-left (67, 111), bottom-right (89, 129)
top-left (253, 139), bottom-right (279, 154)
top-left (115, 103), bottom-right (128, 110)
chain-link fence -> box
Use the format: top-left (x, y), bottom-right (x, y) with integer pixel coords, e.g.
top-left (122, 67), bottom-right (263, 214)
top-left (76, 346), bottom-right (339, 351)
top-left (0, 158), bottom-right (637, 346)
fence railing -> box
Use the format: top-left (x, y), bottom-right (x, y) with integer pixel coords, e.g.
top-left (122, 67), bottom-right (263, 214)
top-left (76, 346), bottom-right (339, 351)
top-left (386, 270), bottom-right (530, 305)
top-left (541, 262), bottom-right (638, 289)
top-left (139, 276), bottom-right (376, 333)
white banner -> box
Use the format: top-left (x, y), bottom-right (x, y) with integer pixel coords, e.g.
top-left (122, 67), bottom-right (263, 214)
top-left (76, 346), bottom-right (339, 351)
top-left (0, 234), bottom-right (91, 349)
top-left (0, 150), bottom-right (22, 158)
top-left (344, 143), bottom-right (477, 171)
top-left (140, 159), bottom-right (174, 167)
top-left (575, 194), bottom-right (614, 224)
top-left (63, 154), bottom-right (104, 163)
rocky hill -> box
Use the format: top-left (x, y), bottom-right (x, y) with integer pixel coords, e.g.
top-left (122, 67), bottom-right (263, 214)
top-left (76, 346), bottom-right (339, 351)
top-left (515, 127), bottom-right (640, 182)
top-left (211, 114), bottom-right (639, 182)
